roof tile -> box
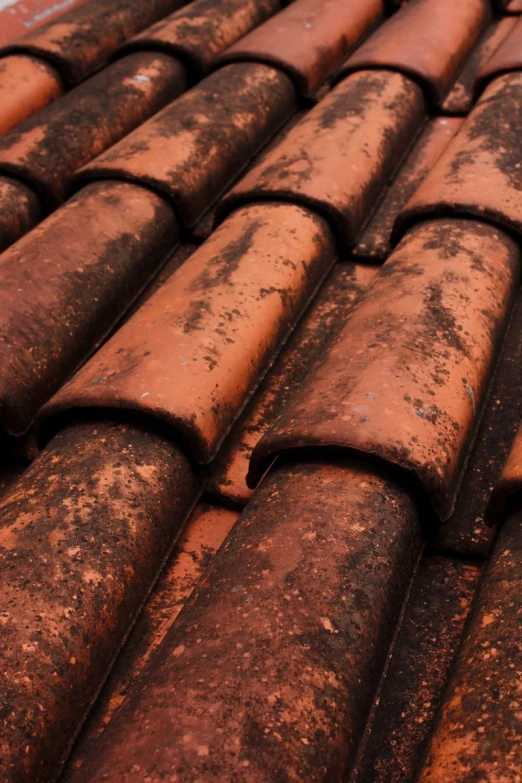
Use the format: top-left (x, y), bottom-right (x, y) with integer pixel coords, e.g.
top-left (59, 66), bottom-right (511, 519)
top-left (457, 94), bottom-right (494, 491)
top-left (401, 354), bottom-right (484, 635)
top-left (396, 72), bottom-right (522, 242)
top-left (43, 203), bottom-right (336, 463)
top-left (0, 418), bottom-right (200, 782)
top-left (417, 510), bottom-right (522, 782)
top-left (249, 219), bottom-right (520, 520)
top-left (0, 180), bottom-right (178, 436)
top-left (76, 63), bottom-right (297, 227)
top-left (219, 70), bottom-right (425, 245)
top-left (486, 422), bottom-right (522, 525)
top-left (0, 0), bottom-right (186, 85)
top-left (216, 0), bottom-right (384, 98)
top-left (475, 14), bottom-right (522, 95)
top-left (119, 0), bottom-right (281, 79)
top-left (0, 53), bottom-right (63, 135)
top-left (442, 16), bottom-right (517, 115)
top-left (353, 116), bottom-right (463, 263)
top-left (337, 0), bottom-right (489, 107)
top-left (64, 460), bottom-right (422, 782)
top-left (208, 262), bottom-right (377, 506)
top-left (0, 174), bottom-right (41, 252)
top-left (0, 51), bottom-right (187, 209)
top-left (0, 0), bottom-right (91, 47)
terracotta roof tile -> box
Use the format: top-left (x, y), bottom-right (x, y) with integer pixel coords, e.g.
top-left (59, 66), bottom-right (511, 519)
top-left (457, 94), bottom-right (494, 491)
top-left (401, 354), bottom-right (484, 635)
top-left (208, 262), bottom-right (377, 506)
top-left (0, 2), bottom-right (520, 779)
top-left (0, 180), bottom-right (178, 436)
top-left (417, 510), bottom-right (522, 782)
top-left (338, 0), bottom-right (489, 107)
top-left (0, 0), bottom-right (91, 47)
top-left (43, 203), bottom-right (336, 463)
top-left (76, 63), bottom-right (297, 227)
top-left (505, 0), bottom-right (522, 11)
top-left (249, 220), bottom-right (520, 521)
top-left (0, 0), bottom-right (186, 85)
top-left (119, 0), bottom-right (281, 79)
top-left (396, 72), bottom-right (522, 242)
top-left (0, 419), bottom-right (201, 782)
top-left (352, 116), bottom-right (463, 263)
top-left (63, 502), bottom-right (238, 777)
top-left (0, 54), bottom-right (63, 135)
top-left (355, 556), bottom-right (480, 783)
top-left (220, 70), bottom-right (426, 244)
top-left (62, 460), bottom-right (423, 782)
top-left (475, 14), bottom-right (522, 94)
top-left (216, 0), bottom-right (384, 98)
top-left (0, 173), bottom-right (41, 252)
top-left (442, 16), bottom-right (518, 114)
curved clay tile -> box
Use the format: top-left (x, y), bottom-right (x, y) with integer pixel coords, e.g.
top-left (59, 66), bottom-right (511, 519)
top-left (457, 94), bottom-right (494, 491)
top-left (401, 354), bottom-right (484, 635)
top-left (216, 0), bottom-right (384, 97)
top-left (0, 53), bottom-right (63, 135)
top-left (119, 0), bottom-right (281, 79)
top-left (219, 70), bottom-right (425, 245)
top-left (485, 422), bottom-right (522, 525)
top-left (475, 14), bottom-right (522, 95)
top-left (249, 219), bottom-right (520, 521)
top-left (42, 203), bottom-right (337, 463)
top-left (0, 174), bottom-right (41, 252)
top-left (338, 0), bottom-right (489, 107)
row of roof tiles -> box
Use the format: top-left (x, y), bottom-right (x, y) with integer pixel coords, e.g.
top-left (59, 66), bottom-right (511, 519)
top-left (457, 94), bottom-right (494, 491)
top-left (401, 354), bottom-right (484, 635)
top-left (0, 0), bottom-right (521, 780)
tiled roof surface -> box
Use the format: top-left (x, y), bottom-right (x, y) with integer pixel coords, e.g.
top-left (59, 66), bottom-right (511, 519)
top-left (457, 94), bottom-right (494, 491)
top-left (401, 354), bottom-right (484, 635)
top-left (0, 0), bottom-right (521, 780)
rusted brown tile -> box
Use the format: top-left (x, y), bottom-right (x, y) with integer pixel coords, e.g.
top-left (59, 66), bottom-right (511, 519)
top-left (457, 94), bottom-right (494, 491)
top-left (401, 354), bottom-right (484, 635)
top-left (249, 219), bottom-right (520, 521)
top-left (217, 0), bottom-right (384, 98)
top-left (475, 15), bottom-right (522, 96)
top-left (0, 180), bottom-right (178, 437)
top-left (219, 70), bottom-right (425, 245)
top-left (43, 203), bottom-right (336, 464)
top-left (338, 0), bottom-right (489, 107)
top-left (120, 0), bottom-right (280, 79)
top-left (0, 0), bottom-right (91, 47)
top-left (353, 117), bottom-right (463, 263)
top-left (485, 423), bottom-right (522, 527)
top-left (63, 503), bottom-right (238, 777)
top-left (0, 53), bottom-right (186, 217)
top-left (65, 460), bottom-right (422, 783)
top-left (354, 556), bottom-right (480, 783)
top-left (0, 0), bottom-right (186, 85)
top-left (0, 54), bottom-right (63, 136)
top-left (0, 174), bottom-right (41, 252)
top-left (76, 63), bottom-right (296, 228)
top-left (442, 16), bottom-right (517, 114)
top-left (418, 508), bottom-right (522, 782)
top-left (209, 263), bottom-right (377, 507)
top-left (0, 418), bottom-right (200, 783)
top-left (396, 72), bottom-right (522, 243)
top-left (433, 289), bottom-right (522, 557)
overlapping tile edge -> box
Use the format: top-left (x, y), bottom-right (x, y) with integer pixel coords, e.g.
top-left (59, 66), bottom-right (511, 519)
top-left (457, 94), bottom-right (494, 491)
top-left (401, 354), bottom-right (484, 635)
top-left (0, 0), bottom-right (516, 779)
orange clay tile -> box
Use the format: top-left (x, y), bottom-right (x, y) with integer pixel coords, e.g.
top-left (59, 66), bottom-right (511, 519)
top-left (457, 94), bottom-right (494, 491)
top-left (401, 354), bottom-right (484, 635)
top-left (417, 510), bottom-right (522, 783)
top-left (64, 503), bottom-right (238, 775)
top-left (76, 63), bottom-right (297, 228)
top-left (120, 0), bottom-right (281, 79)
top-left (442, 16), bottom-right (517, 114)
top-left (249, 219), bottom-right (520, 521)
top-left (42, 203), bottom-right (336, 463)
top-left (475, 15), bottom-right (522, 95)
top-left (485, 423), bottom-right (522, 526)
top-left (353, 117), bottom-right (463, 263)
top-left (338, 0), bottom-right (489, 107)
top-left (0, 0), bottom-right (186, 85)
top-left (0, 180), bottom-right (178, 437)
top-left (0, 0), bottom-right (91, 47)
top-left (0, 419), bottom-right (200, 783)
top-left (356, 557), bottom-right (480, 783)
top-left (0, 52), bottom-right (186, 211)
top-left (396, 73), bottom-right (522, 243)
top-left (217, 0), bottom-right (384, 98)
top-left (0, 174), bottom-right (41, 252)
top-left (208, 263), bottom-right (377, 507)
top-left (219, 70), bottom-right (425, 245)
top-left (0, 54), bottom-right (62, 136)
top-left (506, 0), bottom-right (522, 11)
top-left (65, 460), bottom-right (422, 783)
